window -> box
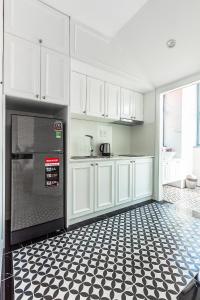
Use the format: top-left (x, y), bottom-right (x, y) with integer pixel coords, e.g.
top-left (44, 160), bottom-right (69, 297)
top-left (197, 84), bottom-right (200, 145)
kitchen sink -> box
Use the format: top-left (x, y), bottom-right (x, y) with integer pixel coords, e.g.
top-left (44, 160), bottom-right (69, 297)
top-left (71, 156), bottom-right (99, 159)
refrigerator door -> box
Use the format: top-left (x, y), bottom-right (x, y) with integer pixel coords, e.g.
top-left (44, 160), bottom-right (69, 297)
top-left (11, 153), bottom-right (64, 232)
top-left (12, 115), bottom-right (64, 153)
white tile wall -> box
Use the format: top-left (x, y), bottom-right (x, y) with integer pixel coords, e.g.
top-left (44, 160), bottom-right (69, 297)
top-left (70, 118), bottom-right (132, 156)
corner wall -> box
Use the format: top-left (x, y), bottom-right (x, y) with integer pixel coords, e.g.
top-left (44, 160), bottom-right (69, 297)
top-left (131, 90), bottom-right (156, 155)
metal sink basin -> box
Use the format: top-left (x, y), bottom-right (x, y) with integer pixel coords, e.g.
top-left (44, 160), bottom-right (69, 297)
top-left (71, 156), bottom-right (99, 159)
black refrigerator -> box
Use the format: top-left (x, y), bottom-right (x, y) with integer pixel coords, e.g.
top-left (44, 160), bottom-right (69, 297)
top-left (11, 115), bottom-right (64, 245)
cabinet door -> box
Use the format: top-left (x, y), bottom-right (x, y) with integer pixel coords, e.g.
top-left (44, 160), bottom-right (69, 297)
top-left (70, 163), bottom-right (94, 218)
top-left (105, 83), bottom-right (120, 120)
top-left (41, 47), bottom-right (69, 105)
top-left (120, 88), bottom-right (134, 119)
top-left (95, 161), bottom-right (115, 211)
top-left (5, 0), bottom-right (69, 54)
top-left (116, 160), bottom-right (133, 204)
top-left (134, 92), bottom-right (144, 121)
top-left (87, 77), bottom-right (104, 117)
top-left (71, 72), bottom-right (87, 114)
top-left (4, 34), bottom-right (40, 100)
top-left (135, 159), bottom-right (153, 199)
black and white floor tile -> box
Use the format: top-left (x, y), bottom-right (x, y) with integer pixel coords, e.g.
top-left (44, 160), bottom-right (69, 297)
top-left (163, 185), bottom-right (200, 203)
top-left (13, 202), bottom-right (200, 300)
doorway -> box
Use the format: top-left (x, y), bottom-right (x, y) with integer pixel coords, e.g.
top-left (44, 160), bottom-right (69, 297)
top-left (159, 82), bottom-right (200, 218)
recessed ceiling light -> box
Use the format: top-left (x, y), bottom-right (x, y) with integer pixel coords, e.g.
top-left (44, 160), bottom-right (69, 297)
top-left (166, 39), bottom-right (176, 48)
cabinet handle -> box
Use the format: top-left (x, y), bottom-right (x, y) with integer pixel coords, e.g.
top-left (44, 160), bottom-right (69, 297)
top-left (35, 94), bottom-right (39, 99)
top-left (39, 39), bottom-right (43, 44)
top-left (83, 110), bottom-right (86, 114)
top-left (91, 164), bottom-right (94, 166)
top-left (0, 81), bottom-right (3, 84)
top-left (106, 114), bottom-right (109, 117)
top-left (102, 114), bottom-right (105, 117)
top-left (96, 163), bottom-right (98, 166)
top-left (42, 96), bottom-right (46, 100)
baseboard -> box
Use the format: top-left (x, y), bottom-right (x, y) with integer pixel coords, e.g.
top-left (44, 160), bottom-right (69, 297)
top-left (67, 199), bottom-right (155, 232)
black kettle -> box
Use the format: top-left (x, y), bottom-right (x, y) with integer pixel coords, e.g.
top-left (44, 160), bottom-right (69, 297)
top-left (99, 143), bottom-right (111, 156)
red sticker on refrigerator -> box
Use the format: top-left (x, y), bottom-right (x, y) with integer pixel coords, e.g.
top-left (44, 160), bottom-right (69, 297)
top-left (45, 158), bottom-right (60, 187)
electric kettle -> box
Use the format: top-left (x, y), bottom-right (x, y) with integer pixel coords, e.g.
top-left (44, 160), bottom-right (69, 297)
top-left (99, 143), bottom-right (111, 156)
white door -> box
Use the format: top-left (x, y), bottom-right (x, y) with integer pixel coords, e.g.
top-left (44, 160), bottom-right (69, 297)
top-left (135, 159), bottom-right (153, 199)
top-left (95, 161), bottom-right (115, 211)
top-left (87, 77), bottom-right (104, 117)
top-left (134, 92), bottom-right (144, 121)
top-left (4, 34), bottom-right (40, 100)
top-left (105, 83), bottom-right (120, 120)
top-left (120, 88), bottom-right (134, 119)
top-left (4, 0), bottom-right (69, 54)
top-left (70, 163), bottom-right (94, 218)
top-left (41, 47), bottom-right (69, 105)
top-left (116, 160), bottom-right (133, 204)
top-left (71, 72), bottom-right (87, 114)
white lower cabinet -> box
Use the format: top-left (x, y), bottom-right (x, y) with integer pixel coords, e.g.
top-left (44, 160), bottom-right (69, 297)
top-left (134, 158), bottom-right (153, 199)
top-left (116, 160), bottom-right (133, 204)
top-left (70, 162), bottom-right (94, 218)
top-left (162, 159), bottom-right (182, 184)
top-left (95, 161), bottom-right (115, 211)
top-left (69, 157), bottom-right (153, 222)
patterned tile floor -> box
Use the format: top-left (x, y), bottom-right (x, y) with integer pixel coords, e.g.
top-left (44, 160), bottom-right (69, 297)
top-left (163, 185), bottom-right (200, 219)
top-left (163, 185), bottom-right (200, 204)
top-left (13, 202), bottom-right (200, 300)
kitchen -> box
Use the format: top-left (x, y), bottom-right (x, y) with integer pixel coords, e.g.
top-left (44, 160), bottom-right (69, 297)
top-left (1, 0), bottom-right (200, 300)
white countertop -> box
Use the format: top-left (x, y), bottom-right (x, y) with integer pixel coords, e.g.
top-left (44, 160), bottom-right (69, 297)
top-left (70, 155), bottom-right (154, 162)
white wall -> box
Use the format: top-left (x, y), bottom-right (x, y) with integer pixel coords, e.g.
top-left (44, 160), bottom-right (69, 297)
top-left (131, 90), bottom-right (156, 155)
top-left (70, 118), bottom-right (132, 156)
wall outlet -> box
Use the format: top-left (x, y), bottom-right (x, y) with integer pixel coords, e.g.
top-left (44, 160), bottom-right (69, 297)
top-left (97, 125), bottom-right (112, 142)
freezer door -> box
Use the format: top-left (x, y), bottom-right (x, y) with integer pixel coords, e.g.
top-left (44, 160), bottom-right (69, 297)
top-left (12, 115), bottom-right (64, 153)
top-left (11, 153), bottom-right (64, 232)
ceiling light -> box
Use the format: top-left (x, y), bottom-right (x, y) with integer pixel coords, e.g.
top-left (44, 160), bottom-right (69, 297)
top-left (166, 39), bottom-right (176, 48)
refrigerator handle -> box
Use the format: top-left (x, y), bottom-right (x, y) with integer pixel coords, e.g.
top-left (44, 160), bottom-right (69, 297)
top-left (12, 154), bottom-right (33, 160)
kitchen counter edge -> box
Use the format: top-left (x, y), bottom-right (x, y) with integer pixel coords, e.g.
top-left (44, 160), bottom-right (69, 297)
top-left (70, 156), bottom-right (154, 163)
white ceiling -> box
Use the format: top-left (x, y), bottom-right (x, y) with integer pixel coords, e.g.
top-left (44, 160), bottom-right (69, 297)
top-left (41, 0), bottom-right (149, 37)
top-left (42, 0), bottom-right (200, 90)
top-left (113, 0), bottom-right (200, 88)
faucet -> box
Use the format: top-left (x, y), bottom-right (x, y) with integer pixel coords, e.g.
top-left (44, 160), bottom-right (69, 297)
top-left (85, 135), bottom-right (94, 156)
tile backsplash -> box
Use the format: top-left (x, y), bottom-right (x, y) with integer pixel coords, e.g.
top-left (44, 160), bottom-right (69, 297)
top-left (70, 118), bottom-right (132, 156)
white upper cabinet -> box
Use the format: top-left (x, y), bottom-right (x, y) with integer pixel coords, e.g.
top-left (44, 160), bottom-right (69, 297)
top-left (4, 34), bottom-right (40, 100)
top-left (95, 161), bottom-right (115, 211)
top-left (120, 88), bottom-right (134, 119)
top-left (105, 83), bottom-right (120, 120)
top-left (4, 34), bottom-right (69, 105)
top-left (135, 158), bottom-right (153, 199)
top-left (41, 47), bottom-right (69, 105)
top-left (4, 0), bottom-right (69, 54)
top-left (134, 92), bottom-right (144, 121)
top-left (71, 72), bottom-right (87, 114)
top-left (87, 77), bottom-right (104, 117)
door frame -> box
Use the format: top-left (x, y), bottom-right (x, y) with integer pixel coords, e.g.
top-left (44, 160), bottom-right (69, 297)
top-left (154, 73), bottom-right (200, 201)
